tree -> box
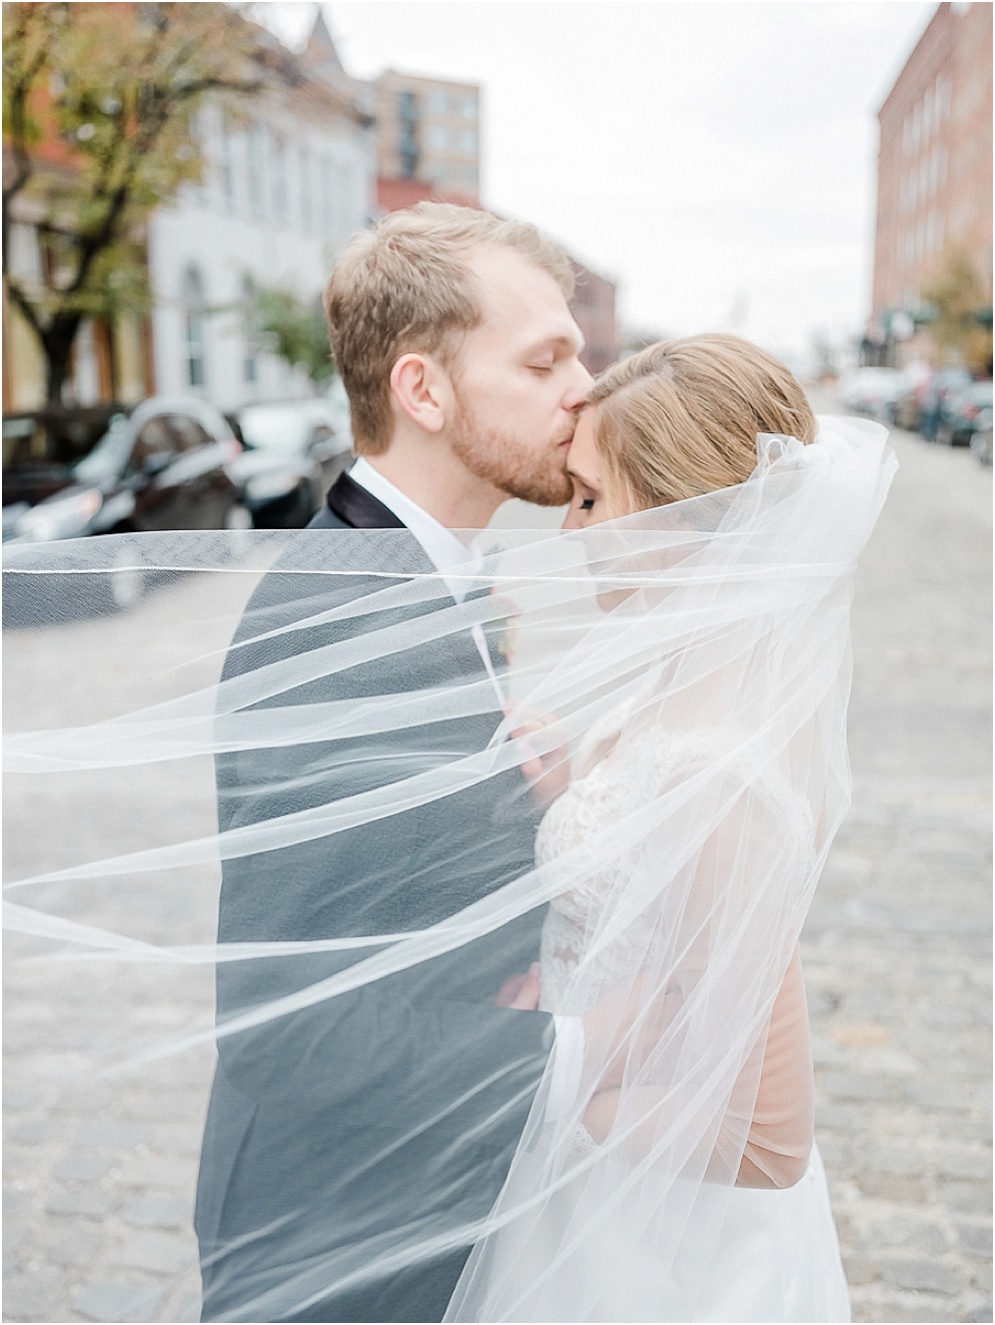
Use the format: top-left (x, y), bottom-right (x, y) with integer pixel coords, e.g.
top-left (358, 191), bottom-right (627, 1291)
top-left (249, 284), bottom-right (336, 386)
top-left (2, 2), bottom-right (269, 403)
top-left (922, 248), bottom-right (994, 377)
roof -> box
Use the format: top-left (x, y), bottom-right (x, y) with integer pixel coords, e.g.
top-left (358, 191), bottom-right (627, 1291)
top-left (305, 9), bottom-right (345, 75)
top-left (376, 177), bottom-right (483, 214)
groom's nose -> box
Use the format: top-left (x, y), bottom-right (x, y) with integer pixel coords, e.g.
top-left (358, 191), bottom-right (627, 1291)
top-left (564, 361), bottom-right (595, 412)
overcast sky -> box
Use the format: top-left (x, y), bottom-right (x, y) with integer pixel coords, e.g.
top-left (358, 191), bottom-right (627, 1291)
top-left (259, 1), bottom-right (935, 363)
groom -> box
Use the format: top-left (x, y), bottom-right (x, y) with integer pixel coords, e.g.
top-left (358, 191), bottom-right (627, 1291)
top-left (195, 204), bottom-right (592, 1323)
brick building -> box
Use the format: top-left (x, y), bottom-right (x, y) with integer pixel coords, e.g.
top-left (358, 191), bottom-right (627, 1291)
top-left (870, 1), bottom-right (992, 364)
top-left (375, 70), bottom-right (481, 198)
top-left (370, 53), bottom-right (617, 372)
top-left (374, 176), bottom-right (619, 377)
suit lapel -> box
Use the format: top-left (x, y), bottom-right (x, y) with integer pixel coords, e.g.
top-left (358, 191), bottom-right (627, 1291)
top-left (326, 470), bottom-right (406, 530)
top-left (325, 470), bottom-right (508, 697)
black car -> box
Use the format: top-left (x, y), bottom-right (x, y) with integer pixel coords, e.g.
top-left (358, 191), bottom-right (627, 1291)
top-left (935, 381), bottom-right (994, 447)
top-left (3, 398), bottom-right (250, 613)
top-left (917, 368), bottom-right (975, 441)
top-left (227, 399), bottom-right (353, 527)
top-left (3, 397), bottom-right (249, 545)
top-left (2, 404), bottom-right (124, 511)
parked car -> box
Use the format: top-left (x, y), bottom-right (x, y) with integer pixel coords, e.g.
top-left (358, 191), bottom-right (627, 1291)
top-left (837, 367), bottom-right (904, 420)
top-left (227, 398), bottom-right (353, 527)
top-left (886, 361), bottom-right (933, 431)
top-left (2, 404), bottom-right (124, 509)
top-left (935, 381), bottom-right (994, 447)
top-left (970, 407), bottom-right (993, 465)
top-left (915, 368), bottom-right (975, 441)
top-left (3, 396), bottom-right (250, 609)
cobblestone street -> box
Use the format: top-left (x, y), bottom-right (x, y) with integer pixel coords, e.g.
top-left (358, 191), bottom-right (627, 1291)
top-left (3, 405), bottom-right (992, 1323)
top-left (800, 407), bottom-right (992, 1323)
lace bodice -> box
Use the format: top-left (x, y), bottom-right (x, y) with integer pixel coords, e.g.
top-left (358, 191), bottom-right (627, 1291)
top-left (535, 702), bottom-right (815, 1015)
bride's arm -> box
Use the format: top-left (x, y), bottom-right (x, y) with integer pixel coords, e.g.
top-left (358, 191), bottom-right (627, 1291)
top-left (577, 756), bottom-right (819, 1187)
top-left (581, 946), bottom-right (813, 1188)
top-left (726, 945), bottom-right (814, 1188)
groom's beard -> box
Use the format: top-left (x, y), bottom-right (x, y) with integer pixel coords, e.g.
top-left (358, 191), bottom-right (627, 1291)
top-left (450, 393), bottom-right (574, 507)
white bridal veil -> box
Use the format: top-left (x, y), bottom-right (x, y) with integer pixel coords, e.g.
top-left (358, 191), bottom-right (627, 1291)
top-left (3, 417), bottom-right (895, 1323)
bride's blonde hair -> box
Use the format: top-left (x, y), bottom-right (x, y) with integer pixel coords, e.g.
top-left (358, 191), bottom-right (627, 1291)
top-left (588, 334), bottom-right (817, 509)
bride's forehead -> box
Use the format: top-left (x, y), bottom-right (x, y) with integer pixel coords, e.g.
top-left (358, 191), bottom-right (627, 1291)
top-left (566, 414), bottom-right (603, 480)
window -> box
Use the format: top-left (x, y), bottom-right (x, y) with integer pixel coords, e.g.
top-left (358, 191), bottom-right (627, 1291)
top-left (398, 128), bottom-right (419, 177)
top-left (220, 121), bottom-right (236, 213)
top-left (430, 90), bottom-right (448, 115)
top-left (299, 146), bottom-right (313, 233)
top-left (133, 416), bottom-right (178, 469)
top-left (462, 95), bottom-right (477, 121)
top-left (460, 129), bottom-right (476, 154)
top-left (396, 90), bottom-right (418, 123)
top-left (429, 125), bottom-right (448, 152)
top-left (168, 414), bottom-right (214, 452)
top-left (190, 109), bottom-right (210, 207)
top-left (242, 275), bottom-right (259, 386)
top-left (182, 267), bottom-right (207, 390)
top-left (246, 126), bottom-right (265, 220)
top-left (320, 156), bottom-right (334, 240)
top-left (333, 161), bottom-right (350, 246)
top-left (271, 135), bottom-right (288, 223)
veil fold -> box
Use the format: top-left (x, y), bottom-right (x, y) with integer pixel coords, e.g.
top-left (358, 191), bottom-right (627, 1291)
top-left (3, 417), bottom-right (894, 1323)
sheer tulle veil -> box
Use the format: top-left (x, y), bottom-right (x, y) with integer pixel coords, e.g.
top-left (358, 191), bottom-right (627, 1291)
top-left (3, 416), bottom-right (895, 1322)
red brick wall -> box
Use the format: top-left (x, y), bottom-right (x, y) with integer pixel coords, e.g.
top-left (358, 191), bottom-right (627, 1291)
top-left (872, 3), bottom-right (992, 327)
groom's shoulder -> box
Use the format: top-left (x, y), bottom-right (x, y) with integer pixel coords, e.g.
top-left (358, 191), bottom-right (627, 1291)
top-left (222, 525), bottom-right (426, 680)
top-left (306, 502), bottom-right (348, 531)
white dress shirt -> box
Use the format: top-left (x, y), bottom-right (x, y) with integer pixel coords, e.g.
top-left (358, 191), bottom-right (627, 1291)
top-left (349, 458), bottom-right (505, 705)
top-left (347, 458), bottom-right (585, 1120)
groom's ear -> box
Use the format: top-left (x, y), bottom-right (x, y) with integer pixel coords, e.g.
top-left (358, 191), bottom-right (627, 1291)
top-left (389, 354), bottom-right (448, 435)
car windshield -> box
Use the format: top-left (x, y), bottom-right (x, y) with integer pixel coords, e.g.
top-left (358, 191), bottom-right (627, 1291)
top-left (2, 410), bottom-right (125, 473)
top-left (237, 407), bottom-right (317, 452)
top-left (72, 414), bottom-right (133, 483)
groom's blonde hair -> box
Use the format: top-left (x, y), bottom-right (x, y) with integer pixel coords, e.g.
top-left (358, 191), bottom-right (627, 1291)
top-left (324, 203), bottom-right (575, 454)
top-left (587, 335), bottom-right (817, 508)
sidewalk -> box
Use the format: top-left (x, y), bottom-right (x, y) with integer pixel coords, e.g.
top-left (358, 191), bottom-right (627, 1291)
top-left (801, 401), bottom-right (992, 1323)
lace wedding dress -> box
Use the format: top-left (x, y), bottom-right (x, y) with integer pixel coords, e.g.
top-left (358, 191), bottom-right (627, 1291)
top-left (478, 698), bottom-right (852, 1323)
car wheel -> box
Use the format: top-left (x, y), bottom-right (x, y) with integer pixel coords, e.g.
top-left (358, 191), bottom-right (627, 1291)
top-left (936, 423), bottom-right (954, 447)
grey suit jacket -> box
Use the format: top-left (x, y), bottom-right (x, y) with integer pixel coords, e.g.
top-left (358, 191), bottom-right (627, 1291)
top-left (195, 473), bottom-right (553, 1323)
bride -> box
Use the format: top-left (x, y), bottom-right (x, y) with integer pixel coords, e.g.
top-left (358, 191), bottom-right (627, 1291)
top-left (446, 335), bottom-right (894, 1323)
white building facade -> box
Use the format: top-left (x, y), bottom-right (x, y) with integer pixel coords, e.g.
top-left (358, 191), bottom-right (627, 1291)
top-left (147, 48), bottom-right (375, 412)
